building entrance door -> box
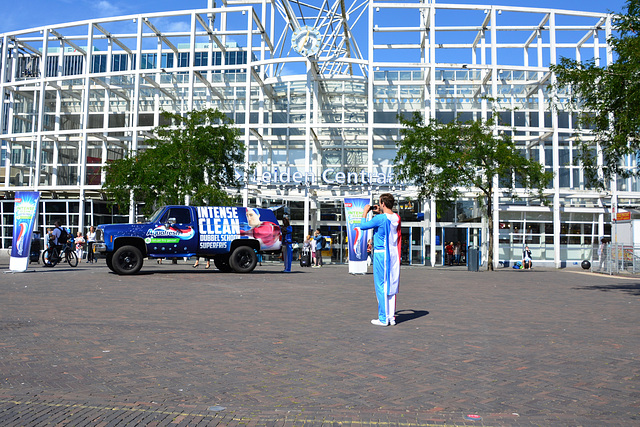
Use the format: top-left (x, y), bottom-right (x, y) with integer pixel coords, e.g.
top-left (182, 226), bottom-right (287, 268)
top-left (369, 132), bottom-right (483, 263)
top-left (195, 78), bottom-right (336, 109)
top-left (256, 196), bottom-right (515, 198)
top-left (441, 227), bottom-right (467, 266)
top-left (400, 228), bottom-right (411, 264)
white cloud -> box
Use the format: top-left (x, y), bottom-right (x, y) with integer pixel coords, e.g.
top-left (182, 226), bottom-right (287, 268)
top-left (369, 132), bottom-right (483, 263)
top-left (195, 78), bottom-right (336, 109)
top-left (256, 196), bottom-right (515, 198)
top-left (94, 0), bottom-right (123, 18)
top-left (165, 21), bottom-right (191, 33)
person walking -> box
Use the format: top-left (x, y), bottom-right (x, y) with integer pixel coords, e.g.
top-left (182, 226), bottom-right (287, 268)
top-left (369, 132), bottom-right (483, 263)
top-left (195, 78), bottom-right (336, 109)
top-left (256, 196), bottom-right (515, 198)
top-left (598, 238), bottom-right (607, 271)
top-left (300, 234), bottom-right (312, 267)
top-left (43, 227), bottom-right (52, 264)
top-left (74, 231), bottom-right (85, 261)
top-left (43, 228), bottom-right (52, 249)
top-left (193, 257), bottom-right (211, 269)
top-left (86, 226), bottom-right (97, 263)
top-left (445, 242), bottom-right (454, 266)
top-left (310, 233), bottom-right (317, 266)
top-left (313, 229), bottom-right (325, 267)
top-left (282, 217), bottom-right (293, 272)
top-left (356, 193), bottom-right (401, 327)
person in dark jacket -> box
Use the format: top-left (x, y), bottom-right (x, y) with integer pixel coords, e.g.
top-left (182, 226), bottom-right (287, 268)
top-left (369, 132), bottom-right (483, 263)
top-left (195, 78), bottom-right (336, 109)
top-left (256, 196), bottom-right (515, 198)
top-left (282, 217), bottom-right (293, 272)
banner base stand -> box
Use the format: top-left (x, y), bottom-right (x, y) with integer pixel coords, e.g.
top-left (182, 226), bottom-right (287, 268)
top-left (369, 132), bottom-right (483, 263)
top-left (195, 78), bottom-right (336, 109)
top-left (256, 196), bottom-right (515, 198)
top-left (9, 256), bottom-right (33, 273)
top-left (348, 260), bottom-right (368, 275)
top-left (4, 269), bottom-right (37, 274)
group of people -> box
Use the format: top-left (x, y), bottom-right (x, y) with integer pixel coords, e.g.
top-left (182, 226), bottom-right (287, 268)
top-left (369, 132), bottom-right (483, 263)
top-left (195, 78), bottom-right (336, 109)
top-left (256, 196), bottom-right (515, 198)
top-left (44, 221), bottom-right (98, 263)
top-left (70, 227), bottom-right (98, 263)
top-left (444, 241), bottom-right (464, 266)
top-left (284, 227), bottom-right (327, 272)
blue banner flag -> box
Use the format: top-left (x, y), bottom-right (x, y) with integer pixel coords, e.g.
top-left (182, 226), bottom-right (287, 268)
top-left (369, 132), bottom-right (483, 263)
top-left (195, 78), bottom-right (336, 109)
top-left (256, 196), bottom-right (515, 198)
top-left (10, 191), bottom-right (40, 271)
top-left (344, 198), bottom-right (370, 263)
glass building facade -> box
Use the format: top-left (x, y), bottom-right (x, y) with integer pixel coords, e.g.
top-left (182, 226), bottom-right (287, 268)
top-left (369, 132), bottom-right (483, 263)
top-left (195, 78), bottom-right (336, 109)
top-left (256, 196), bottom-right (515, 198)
top-left (0, 0), bottom-right (630, 267)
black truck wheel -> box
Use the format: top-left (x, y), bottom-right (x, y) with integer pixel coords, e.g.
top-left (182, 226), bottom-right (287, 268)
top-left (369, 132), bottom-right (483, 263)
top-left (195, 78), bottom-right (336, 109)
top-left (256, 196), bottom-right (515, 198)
top-left (111, 245), bottom-right (143, 275)
top-left (105, 253), bottom-right (114, 271)
top-left (229, 246), bottom-right (258, 273)
top-left (214, 254), bottom-right (233, 272)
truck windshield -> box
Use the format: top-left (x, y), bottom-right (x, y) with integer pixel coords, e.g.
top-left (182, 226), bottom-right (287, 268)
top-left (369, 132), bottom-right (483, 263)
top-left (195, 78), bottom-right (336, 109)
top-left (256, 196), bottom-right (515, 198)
top-left (147, 207), bottom-right (165, 223)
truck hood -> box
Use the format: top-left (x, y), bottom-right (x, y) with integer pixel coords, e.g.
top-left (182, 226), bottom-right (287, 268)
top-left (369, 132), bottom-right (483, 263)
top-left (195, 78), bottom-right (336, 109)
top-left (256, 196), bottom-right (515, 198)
top-left (99, 223), bottom-right (153, 239)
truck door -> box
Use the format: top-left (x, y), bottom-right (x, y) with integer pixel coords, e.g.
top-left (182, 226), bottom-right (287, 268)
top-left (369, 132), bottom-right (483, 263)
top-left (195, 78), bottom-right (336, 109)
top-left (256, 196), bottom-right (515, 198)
top-left (147, 207), bottom-right (198, 257)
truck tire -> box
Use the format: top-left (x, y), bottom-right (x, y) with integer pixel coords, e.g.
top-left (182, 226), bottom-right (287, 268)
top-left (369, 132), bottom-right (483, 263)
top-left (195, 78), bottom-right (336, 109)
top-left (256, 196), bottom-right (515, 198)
top-left (105, 253), bottom-right (114, 272)
top-left (112, 245), bottom-right (143, 275)
top-left (229, 246), bottom-right (258, 273)
top-left (214, 255), bottom-right (233, 272)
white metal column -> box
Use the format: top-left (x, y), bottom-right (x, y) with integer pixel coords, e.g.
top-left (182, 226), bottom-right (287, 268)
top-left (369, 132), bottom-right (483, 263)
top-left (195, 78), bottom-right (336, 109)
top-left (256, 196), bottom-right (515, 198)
top-left (129, 16), bottom-right (144, 222)
top-left (549, 12), bottom-right (562, 268)
top-left (491, 7), bottom-right (499, 269)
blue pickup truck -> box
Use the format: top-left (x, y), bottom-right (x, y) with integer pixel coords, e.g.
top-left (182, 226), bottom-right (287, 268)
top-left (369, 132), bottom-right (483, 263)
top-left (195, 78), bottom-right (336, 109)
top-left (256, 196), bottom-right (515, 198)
top-left (95, 205), bottom-right (282, 275)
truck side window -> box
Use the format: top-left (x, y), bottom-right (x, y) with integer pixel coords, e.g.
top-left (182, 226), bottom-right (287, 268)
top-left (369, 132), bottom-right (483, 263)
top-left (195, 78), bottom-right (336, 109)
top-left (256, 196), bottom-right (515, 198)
top-left (161, 208), bottom-right (192, 224)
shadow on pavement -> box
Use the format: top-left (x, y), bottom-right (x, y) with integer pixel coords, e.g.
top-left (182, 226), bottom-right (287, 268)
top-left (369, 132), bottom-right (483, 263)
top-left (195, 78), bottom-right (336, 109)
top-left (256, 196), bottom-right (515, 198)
top-left (574, 283), bottom-right (640, 296)
top-left (101, 268), bottom-right (309, 276)
top-left (395, 309), bottom-right (429, 324)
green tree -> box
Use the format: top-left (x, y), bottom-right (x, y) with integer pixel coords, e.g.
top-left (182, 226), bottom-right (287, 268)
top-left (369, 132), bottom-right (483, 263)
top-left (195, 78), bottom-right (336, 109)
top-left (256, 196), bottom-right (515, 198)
top-left (103, 108), bottom-right (245, 216)
top-left (395, 114), bottom-right (552, 270)
top-left (551, 0), bottom-right (640, 186)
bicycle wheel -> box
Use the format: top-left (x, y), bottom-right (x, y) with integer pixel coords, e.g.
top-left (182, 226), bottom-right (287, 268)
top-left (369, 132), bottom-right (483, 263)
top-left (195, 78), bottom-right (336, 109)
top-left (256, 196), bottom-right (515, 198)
top-left (66, 250), bottom-right (79, 267)
top-left (42, 248), bottom-right (58, 267)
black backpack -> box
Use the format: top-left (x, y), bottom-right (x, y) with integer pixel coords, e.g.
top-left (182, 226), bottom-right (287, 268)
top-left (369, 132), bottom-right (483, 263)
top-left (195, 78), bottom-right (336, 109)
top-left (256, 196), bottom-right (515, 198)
top-left (320, 236), bottom-right (327, 250)
top-left (56, 227), bottom-right (68, 245)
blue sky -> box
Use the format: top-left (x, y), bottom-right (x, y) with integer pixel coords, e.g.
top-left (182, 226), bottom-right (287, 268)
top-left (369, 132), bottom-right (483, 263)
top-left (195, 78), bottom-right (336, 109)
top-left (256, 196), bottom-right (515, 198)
top-left (0, 0), bottom-right (629, 35)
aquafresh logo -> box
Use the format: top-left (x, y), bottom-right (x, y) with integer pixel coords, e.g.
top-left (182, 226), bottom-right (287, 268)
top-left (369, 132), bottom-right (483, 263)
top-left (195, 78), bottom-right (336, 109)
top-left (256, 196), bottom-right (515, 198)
top-left (147, 225), bottom-right (195, 240)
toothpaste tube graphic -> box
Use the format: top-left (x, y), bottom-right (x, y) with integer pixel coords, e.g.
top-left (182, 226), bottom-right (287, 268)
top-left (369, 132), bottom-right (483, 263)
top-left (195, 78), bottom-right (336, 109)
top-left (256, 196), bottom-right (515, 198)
top-left (353, 227), bottom-right (362, 258)
top-left (15, 222), bottom-right (26, 255)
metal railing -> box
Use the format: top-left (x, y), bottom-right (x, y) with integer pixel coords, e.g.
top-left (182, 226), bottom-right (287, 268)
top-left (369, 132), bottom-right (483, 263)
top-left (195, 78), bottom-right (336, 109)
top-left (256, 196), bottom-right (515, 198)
top-left (591, 243), bottom-right (640, 275)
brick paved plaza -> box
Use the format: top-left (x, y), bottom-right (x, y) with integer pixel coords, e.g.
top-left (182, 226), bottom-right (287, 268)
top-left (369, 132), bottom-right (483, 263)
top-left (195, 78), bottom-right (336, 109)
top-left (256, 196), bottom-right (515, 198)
top-left (0, 257), bottom-right (639, 426)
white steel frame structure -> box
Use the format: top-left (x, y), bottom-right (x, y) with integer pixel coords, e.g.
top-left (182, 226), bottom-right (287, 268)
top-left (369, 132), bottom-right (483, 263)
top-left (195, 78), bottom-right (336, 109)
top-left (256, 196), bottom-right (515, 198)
top-left (0, 0), bottom-right (630, 268)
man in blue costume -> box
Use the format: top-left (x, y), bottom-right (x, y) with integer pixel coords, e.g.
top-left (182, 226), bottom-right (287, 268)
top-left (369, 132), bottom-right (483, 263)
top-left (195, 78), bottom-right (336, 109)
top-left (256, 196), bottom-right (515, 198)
top-left (357, 193), bottom-right (401, 326)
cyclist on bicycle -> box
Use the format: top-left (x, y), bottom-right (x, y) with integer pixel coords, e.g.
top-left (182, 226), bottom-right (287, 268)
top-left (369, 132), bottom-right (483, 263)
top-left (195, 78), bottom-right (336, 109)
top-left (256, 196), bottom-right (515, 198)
top-left (42, 220), bottom-right (79, 268)
top-left (48, 221), bottom-right (69, 263)
top-left (49, 221), bottom-right (61, 245)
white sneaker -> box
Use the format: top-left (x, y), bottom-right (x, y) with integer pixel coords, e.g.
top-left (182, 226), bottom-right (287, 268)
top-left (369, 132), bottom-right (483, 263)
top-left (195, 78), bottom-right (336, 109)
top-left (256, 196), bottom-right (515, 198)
top-left (389, 319), bottom-right (396, 326)
top-left (371, 319), bottom-right (388, 326)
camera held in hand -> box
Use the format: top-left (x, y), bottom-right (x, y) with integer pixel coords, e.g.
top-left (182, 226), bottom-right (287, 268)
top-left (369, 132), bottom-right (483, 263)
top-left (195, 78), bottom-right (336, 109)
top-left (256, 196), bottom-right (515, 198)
top-left (371, 204), bottom-right (381, 214)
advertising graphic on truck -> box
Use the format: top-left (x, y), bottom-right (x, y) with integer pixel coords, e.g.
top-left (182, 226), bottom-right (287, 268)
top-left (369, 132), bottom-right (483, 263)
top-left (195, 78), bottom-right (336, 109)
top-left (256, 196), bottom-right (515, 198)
top-left (95, 205), bottom-right (282, 275)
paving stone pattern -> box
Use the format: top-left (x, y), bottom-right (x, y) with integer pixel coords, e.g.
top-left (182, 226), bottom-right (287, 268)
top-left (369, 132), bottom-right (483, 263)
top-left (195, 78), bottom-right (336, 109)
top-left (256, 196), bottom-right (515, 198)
top-left (0, 259), bottom-right (639, 426)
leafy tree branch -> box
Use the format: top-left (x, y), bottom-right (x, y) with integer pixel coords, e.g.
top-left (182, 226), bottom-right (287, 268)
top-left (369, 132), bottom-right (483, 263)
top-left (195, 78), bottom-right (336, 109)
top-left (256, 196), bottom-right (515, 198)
top-left (103, 108), bottom-right (246, 216)
top-left (395, 112), bottom-right (552, 270)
